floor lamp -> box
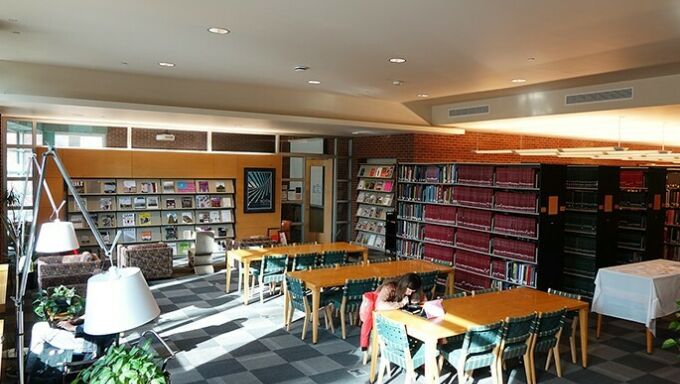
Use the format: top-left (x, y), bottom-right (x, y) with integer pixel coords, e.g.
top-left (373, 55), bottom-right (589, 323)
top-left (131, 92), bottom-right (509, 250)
top-left (16, 146), bottom-right (122, 384)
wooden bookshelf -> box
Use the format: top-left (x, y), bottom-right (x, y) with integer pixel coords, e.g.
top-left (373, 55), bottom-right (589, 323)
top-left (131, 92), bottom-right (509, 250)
top-left (66, 178), bottom-right (236, 256)
top-left (354, 161), bottom-right (395, 252)
top-left (615, 167), bottom-right (664, 265)
top-left (561, 166), bottom-right (618, 298)
top-left (396, 163), bottom-right (564, 292)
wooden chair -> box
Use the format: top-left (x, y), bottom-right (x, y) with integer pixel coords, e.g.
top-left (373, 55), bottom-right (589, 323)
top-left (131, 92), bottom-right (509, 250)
top-left (528, 308), bottom-right (567, 384)
top-left (291, 253), bottom-right (318, 271)
top-left (472, 287), bottom-right (500, 296)
top-left (438, 321), bottom-right (504, 384)
top-left (369, 257), bottom-right (393, 264)
top-left (546, 288), bottom-right (581, 365)
top-left (497, 313), bottom-right (537, 384)
top-left (320, 251), bottom-right (348, 266)
top-left (328, 278), bottom-right (377, 339)
top-left (374, 314), bottom-right (432, 384)
top-left (284, 276), bottom-right (334, 340)
top-left (253, 254), bottom-right (288, 303)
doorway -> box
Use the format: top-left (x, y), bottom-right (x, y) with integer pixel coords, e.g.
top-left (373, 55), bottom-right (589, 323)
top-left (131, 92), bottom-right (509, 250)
top-left (305, 158), bottom-right (333, 243)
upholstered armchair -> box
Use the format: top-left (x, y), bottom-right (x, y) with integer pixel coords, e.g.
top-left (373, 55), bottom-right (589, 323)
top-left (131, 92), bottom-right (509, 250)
top-left (117, 243), bottom-right (173, 280)
top-left (36, 253), bottom-right (103, 296)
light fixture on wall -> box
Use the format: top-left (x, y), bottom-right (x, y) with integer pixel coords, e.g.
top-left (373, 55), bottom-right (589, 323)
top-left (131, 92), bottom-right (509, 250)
top-left (155, 131), bottom-right (176, 141)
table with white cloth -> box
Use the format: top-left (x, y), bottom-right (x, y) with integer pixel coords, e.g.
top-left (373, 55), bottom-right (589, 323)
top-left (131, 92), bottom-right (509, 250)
top-left (592, 259), bottom-right (680, 353)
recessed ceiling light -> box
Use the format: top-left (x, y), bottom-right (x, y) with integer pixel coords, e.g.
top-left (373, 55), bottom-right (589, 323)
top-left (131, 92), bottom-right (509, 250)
top-left (511, 78), bottom-right (526, 83)
top-left (417, 93), bottom-right (429, 98)
top-left (12, 31), bottom-right (20, 35)
top-left (294, 66), bottom-right (309, 72)
top-left (121, 62), bottom-right (129, 65)
top-left (207, 27), bottom-right (230, 35)
top-left (352, 130), bottom-right (373, 135)
top-left (392, 80), bottom-right (404, 86)
top-left (307, 80), bottom-right (321, 85)
top-left (527, 57), bottom-right (536, 61)
top-left (159, 62), bottom-right (175, 67)
top-left (389, 57), bottom-right (407, 63)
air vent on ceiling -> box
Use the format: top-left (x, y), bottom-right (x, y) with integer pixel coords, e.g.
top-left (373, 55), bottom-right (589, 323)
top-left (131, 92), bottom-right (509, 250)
top-left (448, 105), bottom-right (490, 118)
top-left (565, 87), bottom-right (633, 105)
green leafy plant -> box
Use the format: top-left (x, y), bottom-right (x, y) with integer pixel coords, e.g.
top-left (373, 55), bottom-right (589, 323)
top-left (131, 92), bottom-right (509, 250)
top-left (33, 285), bottom-right (85, 322)
top-left (73, 341), bottom-right (167, 384)
top-left (662, 300), bottom-right (680, 354)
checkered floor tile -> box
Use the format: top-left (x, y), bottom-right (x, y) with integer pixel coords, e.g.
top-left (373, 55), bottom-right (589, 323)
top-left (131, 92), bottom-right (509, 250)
top-left (122, 269), bottom-right (680, 384)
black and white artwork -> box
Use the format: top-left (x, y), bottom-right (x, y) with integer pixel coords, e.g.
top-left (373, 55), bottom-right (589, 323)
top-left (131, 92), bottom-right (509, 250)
top-left (244, 168), bottom-right (275, 213)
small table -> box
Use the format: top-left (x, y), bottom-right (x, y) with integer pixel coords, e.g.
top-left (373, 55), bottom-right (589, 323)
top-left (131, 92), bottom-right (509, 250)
top-left (592, 259), bottom-right (680, 353)
top-left (369, 288), bottom-right (589, 383)
top-left (226, 242), bottom-right (369, 305)
top-left (288, 259), bottom-right (455, 344)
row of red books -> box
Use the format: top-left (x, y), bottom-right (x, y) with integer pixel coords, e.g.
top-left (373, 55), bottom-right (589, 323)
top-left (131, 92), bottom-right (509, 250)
top-left (494, 191), bottom-right (538, 212)
top-left (455, 270), bottom-right (490, 291)
top-left (423, 243), bottom-right (454, 264)
top-left (494, 214), bottom-right (538, 237)
top-left (455, 251), bottom-right (491, 274)
top-left (495, 167), bottom-right (537, 188)
top-left (493, 237), bottom-right (537, 262)
top-left (457, 165), bottom-right (494, 185)
top-left (424, 205), bottom-right (457, 223)
top-left (457, 208), bottom-right (492, 230)
top-left (422, 209), bottom-right (537, 237)
top-left (456, 229), bottom-right (491, 252)
top-left (423, 225), bottom-right (455, 244)
top-left (454, 186), bottom-right (493, 208)
top-left (620, 170), bottom-right (645, 188)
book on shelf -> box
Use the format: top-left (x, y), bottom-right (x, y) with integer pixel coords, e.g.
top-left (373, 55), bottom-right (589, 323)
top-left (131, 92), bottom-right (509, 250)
top-left (176, 180), bottom-right (196, 193)
top-left (140, 230), bottom-right (153, 241)
top-left (138, 212), bottom-right (153, 226)
top-left (123, 180), bottom-right (137, 193)
top-left (196, 195), bottom-right (211, 208)
top-left (197, 212), bottom-right (210, 223)
top-left (73, 180), bottom-right (85, 194)
top-left (198, 180), bottom-right (210, 193)
top-left (134, 197), bottom-right (146, 209)
top-left (456, 165), bottom-right (494, 185)
top-left (456, 208), bottom-right (491, 230)
top-left (423, 243), bottom-right (454, 264)
top-left (164, 226), bottom-right (178, 240)
top-left (99, 213), bottom-right (115, 228)
top-left (215, 181), bottom-right (227, 193)
top-left (620, 170), bottom-right (645, 189)
top-left (165, 198), bottom-right (176, 209)
top-left (456, 251), bottom-right (491, 275)
top-left (494, 191), bottom-right (537, 212)
top-left (456, 229), bottom-right (490, 252)
top-left (210, 197), bottom-right (223, 208)
top-left (121, 213), bottom-right (136, 227)
top-left (140, 181), bottom-right (157, 193)
top-left (71, 214), bottom-right (85, 229)
top-left (178, 241), bottom-right (192, 255)
top-left (162, 181), bottom-right (175, 193)
top-left (79, 233), bottom-right (94, 245)
top-left (181, 197), bottom-right (193, 208)
top-left (103, 181), bottom-right (116, 194)
top-left (100, 231), bottom-right (111, 243)
top-left (119, 197), bottom-right (132, 210)
top-left (99, 197), bottom-right (113, 211)
top-left (146, 196), bottom-right (159, 209)
top-left (494, 237), bottom-right (536, 262)
top-left (495, 167), bottom-right (537, 188)
top-left (85, 180), bottom-right (100, 193)
top-left (209, 211), bottom-right (220, 223)
top-left (221, 210), bottom-right (233, 223)
top-left (181, 212), bottom-right (194, 224)
top-left (166, 212), bottom-right (178, 225)
top-left (494, 214), bottom-right (537, 237)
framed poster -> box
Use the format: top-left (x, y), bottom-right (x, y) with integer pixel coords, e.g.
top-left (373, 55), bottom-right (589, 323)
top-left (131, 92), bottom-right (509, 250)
top-left (244, 168), bottom-right (275, 213)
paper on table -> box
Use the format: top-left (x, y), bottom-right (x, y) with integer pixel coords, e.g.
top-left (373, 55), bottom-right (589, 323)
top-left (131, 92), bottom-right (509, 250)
top-left (423, 299), bottom-right (445, 319)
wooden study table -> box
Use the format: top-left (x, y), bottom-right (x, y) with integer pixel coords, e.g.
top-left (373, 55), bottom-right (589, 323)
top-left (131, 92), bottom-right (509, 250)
top-left (369, 288), bottom-right (590, 383)
top-left (226, 242), bottom-right (368, 305)
top-left (287, 259), bottom-right (454, 344)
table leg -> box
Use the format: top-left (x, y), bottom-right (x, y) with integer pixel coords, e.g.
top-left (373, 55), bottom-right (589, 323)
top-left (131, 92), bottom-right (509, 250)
top-left (369, 315), bottom-right (379, 383)
top-left (226, 253), bottom-right (232, 293)
top-left (447, 270), bottom-right (455, 295)
top-left (283, 278), bottom-right (289, 327)
top-left (646, 328), bottom-right (654, 354)
top-left (311, 287), bottom-right (320, 344)
top-left (363, 249), bottom-right (369, 264)
top-left (243, 259), bottom-right (251, 306)
top-left (424, 339), bottom-right (439, 384)
top-left (578, 307), bottom-right (588, 367)
top-left (596, 313), bottom-right (602, 339)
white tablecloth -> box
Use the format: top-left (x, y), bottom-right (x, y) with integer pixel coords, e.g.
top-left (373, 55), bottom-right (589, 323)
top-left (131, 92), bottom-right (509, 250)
top-left (592, 259), bottom-right (680, 334)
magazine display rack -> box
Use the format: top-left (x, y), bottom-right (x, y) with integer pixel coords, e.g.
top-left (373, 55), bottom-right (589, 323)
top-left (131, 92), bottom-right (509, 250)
top-left (66, 178), bottom-right (236, 256)
top-left (354, 162), bottom-right (395, 251)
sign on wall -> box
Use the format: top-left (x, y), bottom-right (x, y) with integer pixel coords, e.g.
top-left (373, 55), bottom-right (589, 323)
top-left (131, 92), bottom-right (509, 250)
top-left (244, 168), bottom-right (275, 213)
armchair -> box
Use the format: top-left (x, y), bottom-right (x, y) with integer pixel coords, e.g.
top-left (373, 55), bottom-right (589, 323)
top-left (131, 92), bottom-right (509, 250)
top-left (36, 253), bottom-right (103, 296)
top-left (117, 243), bottom-right (173, 280)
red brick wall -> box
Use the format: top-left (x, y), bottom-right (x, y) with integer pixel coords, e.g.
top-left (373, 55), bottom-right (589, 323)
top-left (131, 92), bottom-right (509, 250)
top-left (212, 132), bottom-right (276, 152)
top-left (105, 127), bottom-right (128, 148)
top-left (131, 128), bottom-right (207, 151)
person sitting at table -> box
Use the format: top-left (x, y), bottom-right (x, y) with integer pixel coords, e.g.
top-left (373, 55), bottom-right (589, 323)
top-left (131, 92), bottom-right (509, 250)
top-left (358, 273), bottom-right (423, 361)
top-left (375, 272), bottom-right (423, 310)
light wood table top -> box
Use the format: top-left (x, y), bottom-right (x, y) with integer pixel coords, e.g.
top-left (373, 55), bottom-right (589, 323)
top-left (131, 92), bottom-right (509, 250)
top-left (0, 264), bottom-right (7, 314)
top-left (378, 309), bottom-right (467, 342)
top-left (228, 242), bottom-right (368, 262)
top-left (287, 259), bottom-right (453, 289)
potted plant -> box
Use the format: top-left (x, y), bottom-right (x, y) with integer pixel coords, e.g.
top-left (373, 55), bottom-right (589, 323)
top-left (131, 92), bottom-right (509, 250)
top-left (662, 300), bottom-right (680, 354)
top-left (33, 285), bottom-right (86, 324)
top-left (73, 341), bottom-right (168, 384)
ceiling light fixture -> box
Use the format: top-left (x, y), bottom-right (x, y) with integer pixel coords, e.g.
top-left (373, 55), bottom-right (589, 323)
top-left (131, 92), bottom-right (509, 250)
top-left (417, 94), bottom-right (430, 98)
top-left (293, 66), bottom-right (309, 72)
top-left (389, 57), bottom-right (406, 63)
top-left (392, 80), bottom-right (404, 86)
top-left (473, 149), bottom-right (514, 154)
top-left (207, 27), bottom-right (230, 35)
top-left (307, 80), bottom-right (321, 85)
top-left (511, 78), bottom-right (527, 83)
top-left (158, 62), bottom-right (175, 67)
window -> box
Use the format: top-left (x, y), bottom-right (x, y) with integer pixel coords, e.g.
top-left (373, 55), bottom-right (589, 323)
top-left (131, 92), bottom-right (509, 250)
top-left (6, 120), bottom-right (33, 146)
top-left (36, 123), bottom-right (126, 148)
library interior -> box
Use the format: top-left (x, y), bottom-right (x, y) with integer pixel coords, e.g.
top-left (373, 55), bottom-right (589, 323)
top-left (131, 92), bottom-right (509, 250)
top-left (3, 1), bottom-right (680, 383)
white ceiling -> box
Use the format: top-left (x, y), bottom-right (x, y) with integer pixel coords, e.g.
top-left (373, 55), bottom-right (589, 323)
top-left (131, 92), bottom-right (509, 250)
top-left (3, 0), bottom-right (680, 102)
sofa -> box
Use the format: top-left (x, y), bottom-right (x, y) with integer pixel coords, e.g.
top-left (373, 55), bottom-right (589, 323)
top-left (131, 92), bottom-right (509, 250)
top-left (36, 252), bottom-right (103, 296)
top-left (117, 243), bottom-right (173, 280)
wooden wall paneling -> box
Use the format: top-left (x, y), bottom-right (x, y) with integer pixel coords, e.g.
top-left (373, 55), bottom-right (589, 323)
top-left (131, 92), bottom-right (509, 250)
top-left (235, 154), bottom-right (282, 239)
top-left (131, 151), bottom-right (214, 178)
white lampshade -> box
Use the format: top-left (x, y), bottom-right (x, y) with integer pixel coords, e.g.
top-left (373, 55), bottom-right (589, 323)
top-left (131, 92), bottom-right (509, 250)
top-left (84, 267), bottom-right (160, 336)
top-left (35, 220), bottom-right (79, 253)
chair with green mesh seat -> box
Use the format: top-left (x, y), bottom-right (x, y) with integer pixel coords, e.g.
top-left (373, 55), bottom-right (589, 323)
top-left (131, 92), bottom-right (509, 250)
top-left (472, 287), bottom-right (500, 296)
top-left (291, 253), bottom-right (318, 271)
top-left (320, 251), bottom-right (348, 266)
top-left (497, 313), bottom-right (537, 384)
top-left (438, 320), bottom-right (503, 384)
top-left (284, 275), bottom-right (334, 340)
top-left (374, 313), bottom-right (433, 384)
top-left (418, 271), bottom-right (439, 300)
top-left (327, 278), bottom-right (377, 339)
top-left (253, 254), bottom-right (288, 304)
top-left (370, 257), bottom-right (393, 264)
top-left (528, 308), bottom-right (567, 384)
top-left (546, 288), bottom-right (581, 366)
